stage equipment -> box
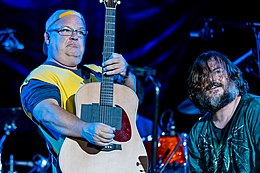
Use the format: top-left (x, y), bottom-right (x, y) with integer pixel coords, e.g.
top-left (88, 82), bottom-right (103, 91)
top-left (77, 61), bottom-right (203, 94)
top-left (144, 109), bottom-right (189, 173)
top-left (0, 107), bottom-right (38, 133)
top-left (28, 154), bottom-right (50, 173)
top-left (127, 65), bottom-right (156, 77)
top-left (5, 154), bottom-right (51, 173)
top-left (129, 65), bottom-right (160, 173)
top-left (0, 122), bottom-right (17, 173)
top-left (141, 109), bottom-right (189, 173)
top-left (177, 98), bottom-right (200, 115)
top-left (144, 133), bottom-right (188, 173)
top-left (0, 28), bottom-right (24, 52)
top-left (190, 18), bottom-right (260, 78)
top-left (190, 18), bottom-right (216, 41)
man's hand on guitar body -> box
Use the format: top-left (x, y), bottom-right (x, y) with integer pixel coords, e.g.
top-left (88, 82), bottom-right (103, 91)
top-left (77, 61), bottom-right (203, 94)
top-left (82, 122), bottom-right (115, 147)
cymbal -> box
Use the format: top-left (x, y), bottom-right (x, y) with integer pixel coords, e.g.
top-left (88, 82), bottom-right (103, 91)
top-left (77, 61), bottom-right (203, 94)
top-left (177, 98), bottom-right (201, 115)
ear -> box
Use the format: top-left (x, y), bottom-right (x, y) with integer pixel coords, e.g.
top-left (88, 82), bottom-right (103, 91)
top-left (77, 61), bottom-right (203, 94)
top-left (44, 32), bottom-right (50, 44)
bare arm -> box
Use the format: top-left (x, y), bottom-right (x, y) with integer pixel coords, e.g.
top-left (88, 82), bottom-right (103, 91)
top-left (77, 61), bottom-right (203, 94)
top-left (123, 71), bottom-right (136, 92)
top-left (33, 98), bottom-right (115, 146)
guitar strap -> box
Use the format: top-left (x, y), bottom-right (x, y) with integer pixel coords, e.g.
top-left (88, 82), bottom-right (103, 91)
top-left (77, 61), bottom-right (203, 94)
top-left (81, 64), bottom-right (125, 84)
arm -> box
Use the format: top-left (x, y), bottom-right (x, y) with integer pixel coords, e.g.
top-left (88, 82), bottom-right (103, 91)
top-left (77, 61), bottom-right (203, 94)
top-left (123, 71), bottom-right (136, 92)
top-left (20, 80), bottom-right (115, 147)
top-left (33, 99), bottom-right (115, 147)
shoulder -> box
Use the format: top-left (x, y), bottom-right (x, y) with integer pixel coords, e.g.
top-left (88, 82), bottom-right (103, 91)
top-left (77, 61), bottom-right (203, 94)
top-left (22, 64), bottom-right (76, 88)
top-left (189, 113), bottom-right (211, 138)
top-left (27, 64), bottom-right (64, 78)
top-left (240, 93), bottom-right (260, 122)
top-left (246, 93), bottom-right (260, 102)
top-left (241, 93), bottom-right (260, 111)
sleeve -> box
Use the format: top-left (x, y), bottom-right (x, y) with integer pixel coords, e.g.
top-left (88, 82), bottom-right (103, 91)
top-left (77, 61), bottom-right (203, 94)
top-left (20, 79), bottom-right (61, 115)
top-left (247, 95), bottom-right (260, 169)
top-left (253, 107), bottom-right (260, 171)
top-left (188, 126), bottom-right (203, 173)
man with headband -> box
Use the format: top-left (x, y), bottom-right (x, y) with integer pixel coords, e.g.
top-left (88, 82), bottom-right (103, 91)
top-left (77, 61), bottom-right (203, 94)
top-left (20, 9), bottom-right (136, 172)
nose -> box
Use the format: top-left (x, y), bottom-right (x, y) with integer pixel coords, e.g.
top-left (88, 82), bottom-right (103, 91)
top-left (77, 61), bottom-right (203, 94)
top-left (70, 31), bottom-right (79, 39)
top-left (208, 73), bottom-right (216, 82)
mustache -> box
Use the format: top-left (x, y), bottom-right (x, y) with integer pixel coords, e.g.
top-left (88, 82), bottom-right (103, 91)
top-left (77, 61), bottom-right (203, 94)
top-left (205, 82), bottom-right (223, 91)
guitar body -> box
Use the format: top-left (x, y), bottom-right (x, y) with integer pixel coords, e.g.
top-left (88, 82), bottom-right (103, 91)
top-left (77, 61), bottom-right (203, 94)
top-left (59, 83), bottom-right (149, 173)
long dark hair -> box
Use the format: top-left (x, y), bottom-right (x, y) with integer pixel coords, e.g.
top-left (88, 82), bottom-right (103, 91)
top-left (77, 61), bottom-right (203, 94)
top-left (187, 50), bottom-right (249, 112)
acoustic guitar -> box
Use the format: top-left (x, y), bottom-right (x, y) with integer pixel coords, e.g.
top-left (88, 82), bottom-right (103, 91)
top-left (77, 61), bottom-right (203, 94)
top-left (58, 1), bottom-right (148, 172)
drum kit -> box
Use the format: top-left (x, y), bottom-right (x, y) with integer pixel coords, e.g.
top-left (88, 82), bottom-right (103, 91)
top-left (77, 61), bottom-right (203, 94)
top-left (142, 101), bottom-right (201, 173)
top-left (0, 107), bottom-right (51, 173)
top-left (144, 133), bottom-right (189, 173)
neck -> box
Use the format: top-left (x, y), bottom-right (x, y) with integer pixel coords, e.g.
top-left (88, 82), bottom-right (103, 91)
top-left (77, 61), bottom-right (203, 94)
top-left (212, 95), bottom-right (241, 129)
top-left (47, 56), bottom-right (78, 70)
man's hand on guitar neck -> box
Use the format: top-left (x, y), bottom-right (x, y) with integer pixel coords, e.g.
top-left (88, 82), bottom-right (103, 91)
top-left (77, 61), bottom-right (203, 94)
top-left (102, 53), bottom-right (128, 76)
top-left (102, 52), bottom-right (136, 91)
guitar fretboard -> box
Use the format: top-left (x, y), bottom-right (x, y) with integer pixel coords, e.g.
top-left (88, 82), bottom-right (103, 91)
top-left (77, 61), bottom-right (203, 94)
top-left (100, 7), bottom-right (116, 107)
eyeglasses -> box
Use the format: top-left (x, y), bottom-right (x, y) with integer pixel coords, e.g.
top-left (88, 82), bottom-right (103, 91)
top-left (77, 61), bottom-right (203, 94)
top-left (48, 26), bottom-right (88, 37)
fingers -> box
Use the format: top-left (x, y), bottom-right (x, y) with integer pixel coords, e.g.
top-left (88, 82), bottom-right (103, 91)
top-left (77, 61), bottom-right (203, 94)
top-left (94, 132), bottom-right (115, 146)
top-left (83, 122), bottom-right (116, 147)
top-left (94, 124), bottom-right (115, 146)
top-left (102, 53), bottom-right (128, 76)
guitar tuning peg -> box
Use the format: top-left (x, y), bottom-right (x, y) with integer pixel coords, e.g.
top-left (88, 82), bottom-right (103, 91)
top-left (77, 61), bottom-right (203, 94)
top-left (116, 0), bottom-right (121, 5)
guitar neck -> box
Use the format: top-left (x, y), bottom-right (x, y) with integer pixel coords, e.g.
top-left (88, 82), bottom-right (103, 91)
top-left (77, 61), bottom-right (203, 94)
top-left (100, 6), bottom-right (117, 106)
top-left (102, 7), bottom-right (116, 62)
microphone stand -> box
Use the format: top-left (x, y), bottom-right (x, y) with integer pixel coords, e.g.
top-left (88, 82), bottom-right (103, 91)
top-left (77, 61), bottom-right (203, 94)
top-left (146, 75), bottom-right (161, 173)
top-left (127, 65), bottom-right (160, 173)
top-left (0, 122), bottom-right (17, 173)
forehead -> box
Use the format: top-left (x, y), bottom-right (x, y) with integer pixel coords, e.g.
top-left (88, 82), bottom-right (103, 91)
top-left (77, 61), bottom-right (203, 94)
top-left (207, 56), bottom-right (224, 70)
top-left (52, 15), bottom-right (86, 29)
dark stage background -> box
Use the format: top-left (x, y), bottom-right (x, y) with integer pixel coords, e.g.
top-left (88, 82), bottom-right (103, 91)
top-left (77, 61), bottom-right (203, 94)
top-left (0, 0), bottom-right (259, 172)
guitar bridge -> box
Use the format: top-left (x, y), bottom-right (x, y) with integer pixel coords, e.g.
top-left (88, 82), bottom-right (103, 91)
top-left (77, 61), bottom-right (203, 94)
top-left (101, 143), bottom-right (122, 151)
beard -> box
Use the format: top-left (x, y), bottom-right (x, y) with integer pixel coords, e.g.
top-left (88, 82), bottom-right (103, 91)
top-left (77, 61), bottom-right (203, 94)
top-left (196, 80), bottom-right (239, 113)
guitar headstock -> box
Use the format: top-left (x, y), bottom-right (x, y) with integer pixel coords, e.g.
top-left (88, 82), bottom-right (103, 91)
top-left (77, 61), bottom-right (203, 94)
top-left (99, 0), bottom-right (121, 8)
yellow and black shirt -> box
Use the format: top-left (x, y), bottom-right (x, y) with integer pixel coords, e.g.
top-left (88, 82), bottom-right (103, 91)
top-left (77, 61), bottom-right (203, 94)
top-left (20, 61), bottom-right (125, 172)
